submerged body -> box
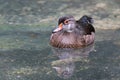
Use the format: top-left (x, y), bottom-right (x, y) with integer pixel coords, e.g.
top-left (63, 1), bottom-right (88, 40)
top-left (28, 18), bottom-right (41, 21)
top-left (50, 15), bottom-right (95, 79)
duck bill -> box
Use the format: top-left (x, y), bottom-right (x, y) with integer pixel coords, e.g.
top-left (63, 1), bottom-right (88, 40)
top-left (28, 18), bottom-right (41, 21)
top-left (52, 23), bottom-right (63, 33)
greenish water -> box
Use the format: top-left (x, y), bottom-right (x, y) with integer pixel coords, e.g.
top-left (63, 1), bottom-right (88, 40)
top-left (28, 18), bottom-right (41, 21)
top-left (0, 0), bottom-right (120, 80)
top-left (0, 24), bottom-right (120, 80)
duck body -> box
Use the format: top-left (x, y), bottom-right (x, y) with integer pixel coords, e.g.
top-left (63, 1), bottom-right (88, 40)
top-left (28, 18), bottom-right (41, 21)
top-left (50, 15), bottom-right (95, 79)
top-left (50, 15), bottom-right (95, 49)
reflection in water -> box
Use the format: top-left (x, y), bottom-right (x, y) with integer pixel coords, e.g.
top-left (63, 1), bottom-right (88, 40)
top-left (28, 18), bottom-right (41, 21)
top-left (51, 44), bottom-right (95, 79)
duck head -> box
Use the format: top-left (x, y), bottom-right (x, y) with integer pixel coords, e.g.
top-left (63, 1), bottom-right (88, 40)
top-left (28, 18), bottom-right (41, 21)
top-left (53, 15), bottom-right (76, 33)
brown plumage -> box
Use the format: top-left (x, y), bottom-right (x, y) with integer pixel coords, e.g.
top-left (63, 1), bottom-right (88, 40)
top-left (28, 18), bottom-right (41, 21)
top-left (50, 15), bottom-right (95, 48)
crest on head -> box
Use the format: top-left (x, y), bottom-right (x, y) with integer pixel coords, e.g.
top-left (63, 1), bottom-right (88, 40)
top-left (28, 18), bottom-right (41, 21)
top-left (58, 15), bottom-right (75, 25)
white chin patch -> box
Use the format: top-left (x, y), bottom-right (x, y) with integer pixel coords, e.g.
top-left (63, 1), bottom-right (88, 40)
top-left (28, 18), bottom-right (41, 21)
top-left (67, 24), bottom-right (73, 32)
top-left (68, 24), bottom-right (71, 29)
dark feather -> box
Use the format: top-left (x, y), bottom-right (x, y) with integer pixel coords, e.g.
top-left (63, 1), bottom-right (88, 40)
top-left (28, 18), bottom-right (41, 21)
top-left (77, 15), bottom-right (95, 34)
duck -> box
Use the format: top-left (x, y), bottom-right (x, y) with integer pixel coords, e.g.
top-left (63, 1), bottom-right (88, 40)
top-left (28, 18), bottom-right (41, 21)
top-left (50, 15), bottom-right (95, 48)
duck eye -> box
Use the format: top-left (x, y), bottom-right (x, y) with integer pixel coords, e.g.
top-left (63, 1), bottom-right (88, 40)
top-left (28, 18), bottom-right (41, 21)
top-left (64, 20), bottom-right (69, 24)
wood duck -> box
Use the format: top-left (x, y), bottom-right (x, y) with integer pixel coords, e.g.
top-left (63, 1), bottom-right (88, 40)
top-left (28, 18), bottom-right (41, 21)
top-left (50, 15), bottom-right (95, 48)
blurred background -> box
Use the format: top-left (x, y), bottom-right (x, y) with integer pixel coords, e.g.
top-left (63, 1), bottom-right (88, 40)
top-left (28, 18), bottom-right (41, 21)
top-left (0, 0), bottom-right (120, 80)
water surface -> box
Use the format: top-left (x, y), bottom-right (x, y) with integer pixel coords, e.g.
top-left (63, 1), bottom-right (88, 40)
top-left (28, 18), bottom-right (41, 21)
top-left (0, 0), bottom-right (120, 80)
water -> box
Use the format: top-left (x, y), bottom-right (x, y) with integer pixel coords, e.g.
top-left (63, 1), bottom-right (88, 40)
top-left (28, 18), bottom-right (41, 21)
top-left (0, 25), bottom-right (120, 80)
top-left (0, 0), bottom-right (120, 80)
